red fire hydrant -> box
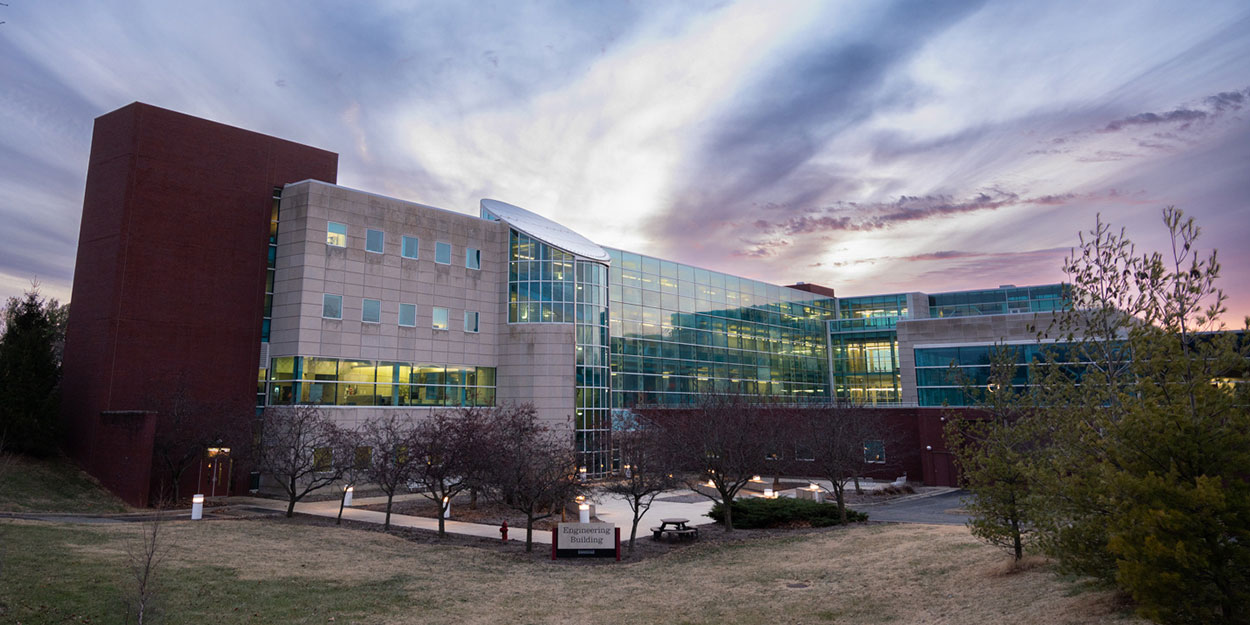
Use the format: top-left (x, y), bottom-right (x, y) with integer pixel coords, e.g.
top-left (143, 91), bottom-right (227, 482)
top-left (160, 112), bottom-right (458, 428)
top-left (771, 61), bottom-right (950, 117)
top-left (500, 521), bottom-right (508, 543)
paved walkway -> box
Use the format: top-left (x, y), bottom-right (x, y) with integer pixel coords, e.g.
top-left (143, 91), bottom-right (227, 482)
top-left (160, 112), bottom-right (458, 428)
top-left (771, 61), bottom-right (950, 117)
top-left (228, 494), bottom-right (562, 544)
top-left (228, 488), bottom-right (720, 546)
top-left (227, 483), bottom-right (963, 546)
top-left (854, 489), bottom-right (970, 525)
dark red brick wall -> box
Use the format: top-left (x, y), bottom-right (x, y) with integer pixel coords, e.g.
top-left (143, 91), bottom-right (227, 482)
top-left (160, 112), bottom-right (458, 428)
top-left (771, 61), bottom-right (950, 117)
top-left (62, 103), bottom-right (338, 506)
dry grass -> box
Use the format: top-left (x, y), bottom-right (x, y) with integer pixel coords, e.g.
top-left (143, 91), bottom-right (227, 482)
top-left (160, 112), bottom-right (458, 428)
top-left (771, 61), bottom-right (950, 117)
top-left (7, 518), bottom-right (1147, 625)
top-left (0, 453), bottom-right (129, 513)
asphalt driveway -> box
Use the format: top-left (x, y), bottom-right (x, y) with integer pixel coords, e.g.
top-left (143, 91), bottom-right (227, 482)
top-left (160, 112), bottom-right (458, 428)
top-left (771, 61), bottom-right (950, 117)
top-left (859, 489), bottom-right (970, 525)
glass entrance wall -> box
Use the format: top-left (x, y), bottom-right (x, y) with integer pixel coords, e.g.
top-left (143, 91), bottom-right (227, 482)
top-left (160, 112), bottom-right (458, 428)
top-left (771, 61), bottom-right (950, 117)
top-left (605, 248), bottom-right (837, 408)
top-left (575, 260), bottom-right (611, 474)
top-left (507, 228), bottom-right (613, 474)
top-left (829, 294), bottom-right (907, 404)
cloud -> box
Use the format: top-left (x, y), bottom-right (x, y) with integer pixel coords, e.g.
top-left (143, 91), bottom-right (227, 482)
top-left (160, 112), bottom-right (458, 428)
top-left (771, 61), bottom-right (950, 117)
top-left (641, 0), bottom-right (987, 258)
top-left (750, 189), bottom-right (1079, 235)
top-left (1103, 108), bottom-right (1208, 132)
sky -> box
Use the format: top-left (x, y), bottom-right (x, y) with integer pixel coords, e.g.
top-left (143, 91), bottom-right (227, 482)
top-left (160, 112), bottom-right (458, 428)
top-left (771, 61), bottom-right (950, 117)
top-left (2, 0), bottom-right (1248, 323)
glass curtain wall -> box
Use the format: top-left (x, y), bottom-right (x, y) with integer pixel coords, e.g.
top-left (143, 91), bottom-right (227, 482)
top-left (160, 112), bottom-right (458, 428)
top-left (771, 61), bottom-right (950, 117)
top-left (508, 229), bottom-right (612, 474)
top-left (829, 295), bottom-right (906, 404)
top-left (606, 248), bottom-right (836, 408)
top-left (913, 343), bottom-right (1082, 406)
top-left (928, 284), bottom-right (1069, 318)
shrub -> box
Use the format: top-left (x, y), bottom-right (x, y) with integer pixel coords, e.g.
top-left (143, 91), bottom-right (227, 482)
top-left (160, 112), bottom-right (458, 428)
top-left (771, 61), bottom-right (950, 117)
top-left (708, 497), bottom-right (868, 529)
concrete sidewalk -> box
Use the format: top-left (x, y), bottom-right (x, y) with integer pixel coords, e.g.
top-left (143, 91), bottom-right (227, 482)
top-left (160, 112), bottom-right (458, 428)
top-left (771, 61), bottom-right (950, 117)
top-left (229, 495), bottom-right (555, 544)
top-left (228, 487), bottom-right (719, 545)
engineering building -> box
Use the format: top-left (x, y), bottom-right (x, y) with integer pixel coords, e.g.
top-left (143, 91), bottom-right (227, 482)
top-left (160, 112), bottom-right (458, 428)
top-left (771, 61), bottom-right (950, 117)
top-left (62, 103), bottom-right (1075, 505)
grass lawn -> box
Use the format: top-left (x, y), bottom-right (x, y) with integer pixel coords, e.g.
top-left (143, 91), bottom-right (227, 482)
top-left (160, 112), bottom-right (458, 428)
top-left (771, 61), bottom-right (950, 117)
top-left (3, 517), bottom-right (1146, 625)
top-left (0, 454), bottom-right (129, 514)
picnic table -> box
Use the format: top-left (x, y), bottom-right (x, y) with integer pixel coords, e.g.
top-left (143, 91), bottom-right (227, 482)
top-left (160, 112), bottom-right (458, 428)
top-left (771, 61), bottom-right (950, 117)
top-left (652, 517), bottom-right (699, 541)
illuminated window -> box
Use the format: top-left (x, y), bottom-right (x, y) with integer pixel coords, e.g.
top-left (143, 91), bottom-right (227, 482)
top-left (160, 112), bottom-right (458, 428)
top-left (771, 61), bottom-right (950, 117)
top-left (435, 242), bottom-right (451, 265)
top-left (327, 222), bottom-right (347, 247)
top-left (864, 440), bottom-right (886, 463)
top-left (362, 298), bottom-right (381, 323)
top-left (432, 307), bottom-right (448, 330)
top-left (402, 236), bottom-right (418, 259)
top-left (366, 229), bottom-right (384, 254)
top-left (313, 447), bottom-right (333, 472)
top-left (322, 294), bottom-right (343, 320)
top-left (464, 311), bottom-right (479, 333)
top-left (399, 303), bottom-right (416, 327)
top-left (466, 247), bottom-right (481, 270)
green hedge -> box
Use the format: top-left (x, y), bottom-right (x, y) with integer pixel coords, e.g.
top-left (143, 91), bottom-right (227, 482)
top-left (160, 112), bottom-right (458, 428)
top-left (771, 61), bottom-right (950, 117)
top-left (707, 497), bottom-right (868, 529)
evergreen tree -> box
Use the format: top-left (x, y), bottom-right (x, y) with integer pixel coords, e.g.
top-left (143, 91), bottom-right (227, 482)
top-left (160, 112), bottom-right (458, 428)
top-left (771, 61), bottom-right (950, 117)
top-left (0, 286), bottom-right (63, 456)
top-left (1000, 209), bottom-right (1247, 623)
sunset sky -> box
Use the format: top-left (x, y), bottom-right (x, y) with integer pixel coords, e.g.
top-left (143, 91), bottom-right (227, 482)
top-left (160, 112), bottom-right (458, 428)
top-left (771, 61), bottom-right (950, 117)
top-left (2, 1), bottom-right (1248, 322)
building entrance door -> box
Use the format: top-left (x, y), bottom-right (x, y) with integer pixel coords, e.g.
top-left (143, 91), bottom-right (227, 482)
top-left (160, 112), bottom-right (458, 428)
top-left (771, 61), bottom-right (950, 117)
top-left (198, 447), bottom-right (233, 497)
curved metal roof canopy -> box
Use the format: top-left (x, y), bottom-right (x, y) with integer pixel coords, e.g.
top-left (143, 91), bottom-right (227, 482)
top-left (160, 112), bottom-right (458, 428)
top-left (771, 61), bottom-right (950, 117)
top-left (480, 198), bottom-right (610, 262)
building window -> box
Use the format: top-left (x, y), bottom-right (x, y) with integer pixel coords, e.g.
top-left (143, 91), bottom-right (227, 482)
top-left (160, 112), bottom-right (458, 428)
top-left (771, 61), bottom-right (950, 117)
top-left (362, 298), bottom-right (381, 323)
top-left (366, 229), bottom-right (384, 254)
top-left (313, 447), bottom-right (333, 472)
top-left (432, 307), bottom-right (449, 330)
top-left (399, 303), bottom-right (416, 327)
top-left (327, 222), bottom-right (347, 247)
top-left (322, 294), bottom-right (343, 320)
top-left (466, 247), bottom-right (481, 270)
top-left (354, 446), bottom-right (372, 470)
top-left (864, 440), bottom-right (886, 464)
top-left (402, 236), bottom-right (419, 259)
top-left (435, 242), bottom-right (452, 265)
top-left (464, 311), bottom-right (479, 333)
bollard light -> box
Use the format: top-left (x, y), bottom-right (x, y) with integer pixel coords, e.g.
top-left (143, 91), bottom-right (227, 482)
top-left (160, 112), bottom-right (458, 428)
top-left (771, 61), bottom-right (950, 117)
top-left (579, 467), bottom-right (588, 481)
top-left (751, 475), bottom-right (762, 482)
top-left (443, 496), bottom-right (451, 519)
top-left (343, 485), bottom-right (354, 507)
top-left (578, 503), bottom-right (590, 523)
top-left (763, 488), bottom-right (774, 498)
top-left (623, 464), bottom-right (632, 478)
top-left (191, 494), bottom-right (204, 520)
top-left (809, 483), bottom-right (820, 491)
top-left (706, 479), bottom-right (716, 488)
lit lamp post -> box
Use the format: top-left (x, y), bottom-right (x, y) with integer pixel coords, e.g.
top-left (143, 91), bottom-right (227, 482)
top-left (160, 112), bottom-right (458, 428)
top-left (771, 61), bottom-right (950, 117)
top-left (578, 503), bottom-right (590, 523)
top-left (343, 485), bottom-right (354, 507)
top-left (579, 467), bottom-right (588, 482)
top-left (191, 494), bottom-right (204, 520)
top-left (623, 464), bottom-right (632, 478)
top-left (443, 496), bottom-right (451, 519)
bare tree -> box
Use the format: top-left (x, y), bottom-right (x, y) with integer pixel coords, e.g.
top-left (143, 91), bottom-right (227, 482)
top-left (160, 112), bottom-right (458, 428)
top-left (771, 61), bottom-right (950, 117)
top-left (408, 408), bottom-right (489, 537)
top-left (256, 405), bottom-right (345, 517)
top-left (124, 505), bottom-right (172, 624)
top-left (332, 426), bottom-right (367, 526)
top-left (148, 375), bottom-right (252, 503)
top-left (602, 411), bottom-right (679, 551)
top-left (639, 393), bottom-right (786, 532)
top-left (480, 404), bottom-right (583, 552)
top-left (356, 413), bottom-right (420, 530)
top-left (796, 400), bottom-right (898, 524)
